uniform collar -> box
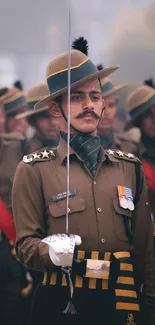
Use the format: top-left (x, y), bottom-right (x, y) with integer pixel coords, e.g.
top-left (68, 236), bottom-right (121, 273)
top-left (57, 136), bottom-right (107, 165)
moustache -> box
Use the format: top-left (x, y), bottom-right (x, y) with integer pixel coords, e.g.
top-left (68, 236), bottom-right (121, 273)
top-left (75, 110), bottom-right (100, 120)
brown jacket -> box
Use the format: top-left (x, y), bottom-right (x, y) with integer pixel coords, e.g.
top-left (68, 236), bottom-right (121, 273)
top-left (12, 137), bottom-right (155, 299)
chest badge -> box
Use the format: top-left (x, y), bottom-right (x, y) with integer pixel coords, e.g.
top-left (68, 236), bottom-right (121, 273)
top-left (117, 185), bottom-right (135, 211)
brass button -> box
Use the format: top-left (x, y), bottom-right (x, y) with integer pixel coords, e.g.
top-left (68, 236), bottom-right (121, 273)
top-left (97, 208), bottom-right (102, 212)
top-left (101, 238), bottom-right (106, 244)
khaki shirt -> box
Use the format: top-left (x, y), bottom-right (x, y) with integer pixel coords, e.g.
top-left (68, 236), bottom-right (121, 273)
top-left (12, 137), bottom-right (155, 297)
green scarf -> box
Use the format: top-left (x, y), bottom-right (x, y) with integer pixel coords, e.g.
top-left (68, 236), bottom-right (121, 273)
top-left (61, 132), bottom-right (101, 176)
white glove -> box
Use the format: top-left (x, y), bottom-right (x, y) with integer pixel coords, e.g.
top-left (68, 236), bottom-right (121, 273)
top-left (42, 233), bottom-right (82, 267)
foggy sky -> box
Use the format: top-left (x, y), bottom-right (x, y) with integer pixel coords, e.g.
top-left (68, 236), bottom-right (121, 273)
top-left (0, 0), bottom-right (155, 88)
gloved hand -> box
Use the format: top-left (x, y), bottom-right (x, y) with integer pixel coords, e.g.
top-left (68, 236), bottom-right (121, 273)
top-left (42, 233), bottom-right (82, 267)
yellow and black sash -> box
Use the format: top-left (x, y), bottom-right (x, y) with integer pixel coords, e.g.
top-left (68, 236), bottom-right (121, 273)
top-left (43, 250), bottom-right (140, 312)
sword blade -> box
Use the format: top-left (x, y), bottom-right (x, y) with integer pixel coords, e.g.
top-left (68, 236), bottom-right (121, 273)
top-left (66, 0), bottom-right (71, 234)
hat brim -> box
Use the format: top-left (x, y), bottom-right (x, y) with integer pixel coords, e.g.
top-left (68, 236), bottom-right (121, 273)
top-left (102, 84), bottom-right (127, 98)
top-left (16, 105), bottom-right (49, 120)
top-left (34, 65), bottom-right (119, 110)
top-left (5, 103), bottom-right (27, 116)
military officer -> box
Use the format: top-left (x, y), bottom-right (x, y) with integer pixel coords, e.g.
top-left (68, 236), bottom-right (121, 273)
top-left (16, 83), bottom-right (60, 153)
top-left (12, 50), bottom-right (155, 325)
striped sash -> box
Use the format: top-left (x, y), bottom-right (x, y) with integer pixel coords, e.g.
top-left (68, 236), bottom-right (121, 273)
top-left (43, 250), bottom-right (140, 312)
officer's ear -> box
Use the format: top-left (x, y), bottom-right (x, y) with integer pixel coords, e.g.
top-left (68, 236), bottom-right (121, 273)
top-left (48, 101), bottom-right (61, 117)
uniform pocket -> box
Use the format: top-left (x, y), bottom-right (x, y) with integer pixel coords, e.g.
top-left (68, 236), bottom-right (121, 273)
top-left (48, 196), bottom-right (85, 218)
top-left (112, 198), bottom-right (132, 242)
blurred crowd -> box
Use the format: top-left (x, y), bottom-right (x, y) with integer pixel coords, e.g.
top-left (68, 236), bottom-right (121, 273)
top-left (0, 37), bottom-right (155, 325)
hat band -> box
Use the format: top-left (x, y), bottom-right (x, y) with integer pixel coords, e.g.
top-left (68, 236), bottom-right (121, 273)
top-left (129, 93), bottom-right (155, 120)
top-left (47, 59), bottom-right (98, 95)
top-left (28, 100), bottom-right (38, 110)
top-left (4, 95), bottom-right (26, 113)
top-left (28, 96), bottom-right (48, 110)
top-left (101, 81), bottom-right (113, 93)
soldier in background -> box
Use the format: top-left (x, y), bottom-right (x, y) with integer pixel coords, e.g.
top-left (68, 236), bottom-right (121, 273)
top-left (16, 83), bottom-right (61, 154)
top-left (0, 131), bottom-right (32, 325)
top-left (125, 85), bottom-right (155, 231)
top-left (97, 79), bottom-right (139, 152)
top-left (0, 87), bottom-right (28, 137)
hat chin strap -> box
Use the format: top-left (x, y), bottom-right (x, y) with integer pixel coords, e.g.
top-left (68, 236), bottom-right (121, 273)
top-left (60, 106), bottom-right (104, 135)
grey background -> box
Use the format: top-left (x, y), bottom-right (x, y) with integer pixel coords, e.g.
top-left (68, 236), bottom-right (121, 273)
top-left (0, 0), bottom-right (155, 89)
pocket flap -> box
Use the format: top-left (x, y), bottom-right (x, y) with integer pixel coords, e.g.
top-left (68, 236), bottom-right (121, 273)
top-left (113, 198), bottom-right (132, 217)
top-left (49, 196), bottom-right (85, 217)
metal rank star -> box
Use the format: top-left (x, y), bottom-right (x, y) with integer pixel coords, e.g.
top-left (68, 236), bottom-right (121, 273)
top-left (116, 150), bottom-right (124, 157)
top-left (32, 152), bottom-right (41, 159)
top-left (107, 149), bottom-right (114, 155)
top-left (126, 153), bottom-right (134, 159)
top-left (41, 150), bottom-right (50, 158)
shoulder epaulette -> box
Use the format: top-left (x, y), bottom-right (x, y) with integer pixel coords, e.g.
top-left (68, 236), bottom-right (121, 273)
top-left (23, 148), bottom-right (57, 164)
top-left (105, 149), bottom-right (141, 164)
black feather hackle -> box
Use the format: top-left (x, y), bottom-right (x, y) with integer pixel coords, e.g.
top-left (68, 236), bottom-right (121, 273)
top-left (72, 37), bottom-right (89, 56)
top-left (144, 78), bottom-right (155, 89)
top-left (97, 64), bottom-right (104, 71)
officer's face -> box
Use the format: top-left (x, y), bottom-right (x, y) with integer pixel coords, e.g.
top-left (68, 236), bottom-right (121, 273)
top-left (60, 79), bottom-right (105, 135)
top-left (140, 105), bottom-right (155, 138)
top-left (97, 94), bottom-right (117, 134)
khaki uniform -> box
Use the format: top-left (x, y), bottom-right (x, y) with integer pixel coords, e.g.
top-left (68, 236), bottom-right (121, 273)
top-left (12, 136), bottom-right (155, 324)
top-left (12, 137), bottom-right (155, 291)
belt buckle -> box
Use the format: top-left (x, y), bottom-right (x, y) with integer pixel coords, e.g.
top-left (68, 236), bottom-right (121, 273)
top-left (84, 259), bottom-right (110, 279)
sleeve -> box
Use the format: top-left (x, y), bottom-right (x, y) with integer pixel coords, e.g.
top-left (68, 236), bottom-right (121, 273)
top-left (132, 163), bottom-right (155, 322)
top-left (12, 161), bottom-right (54, 272)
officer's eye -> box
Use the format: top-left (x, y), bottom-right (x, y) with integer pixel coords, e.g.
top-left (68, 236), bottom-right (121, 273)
top-left (91, 95), bottom-right (101, 101)
top-left (71, 95), bottom-right (82, 101)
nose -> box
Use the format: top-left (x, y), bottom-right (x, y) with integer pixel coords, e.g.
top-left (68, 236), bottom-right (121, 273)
top-left (83, 95), bottom-right (94, 110)
top-left (49, 116), bottom-right (58, 127)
